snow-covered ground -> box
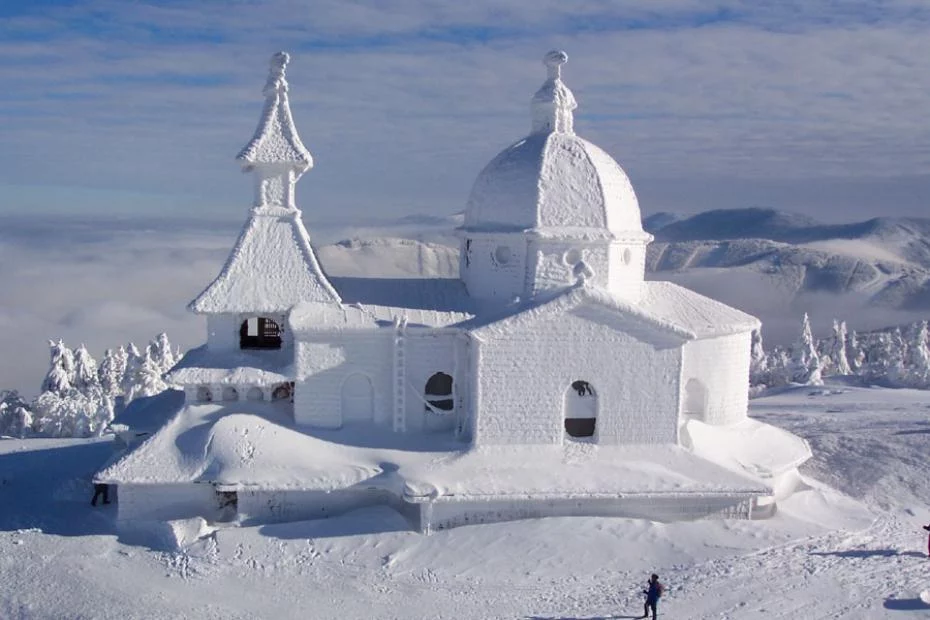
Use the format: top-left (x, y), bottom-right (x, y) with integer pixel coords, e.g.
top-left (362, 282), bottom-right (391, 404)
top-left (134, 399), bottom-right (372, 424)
top-left (2, 386), bottom-right (930, 619)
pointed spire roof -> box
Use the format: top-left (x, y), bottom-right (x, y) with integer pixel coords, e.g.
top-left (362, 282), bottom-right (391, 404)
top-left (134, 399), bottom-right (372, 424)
top-left (531, 50), bottom-right (577, 135)
top-left (189, 209), bottom-right (341, 314)
top-left (237, 52), bottom-right (313, 171)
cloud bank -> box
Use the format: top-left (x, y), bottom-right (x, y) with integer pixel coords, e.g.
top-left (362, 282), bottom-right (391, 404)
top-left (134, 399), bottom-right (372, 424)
top-left (0, 0), bottom-right (928, 221)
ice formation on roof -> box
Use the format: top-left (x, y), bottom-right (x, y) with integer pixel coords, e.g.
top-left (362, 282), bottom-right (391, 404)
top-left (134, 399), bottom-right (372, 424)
top-left (237, 52), bottom-right (312, 171)
top-left (190, 52), bottom-right (341, 314)
top-left (532, 50), bottom-right (577, 135)
top-left (463, 51), bottom-right (649, 238)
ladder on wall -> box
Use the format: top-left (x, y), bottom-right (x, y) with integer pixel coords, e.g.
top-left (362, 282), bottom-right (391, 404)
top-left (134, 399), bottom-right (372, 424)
top-left (392, 315), bottom-right (408, 433)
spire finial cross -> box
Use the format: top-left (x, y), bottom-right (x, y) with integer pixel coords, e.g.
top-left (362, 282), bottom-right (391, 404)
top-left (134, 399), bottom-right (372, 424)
top-left (544, 50), bottom-right (568, 80)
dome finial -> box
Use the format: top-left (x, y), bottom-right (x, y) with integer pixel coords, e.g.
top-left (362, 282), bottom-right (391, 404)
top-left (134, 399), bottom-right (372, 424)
top-left (531, 50), bottom-right (577, 135)
top-left (544, 50), bottom-right (568, 79)
top-left (263, 51), bottom-right (290, 97)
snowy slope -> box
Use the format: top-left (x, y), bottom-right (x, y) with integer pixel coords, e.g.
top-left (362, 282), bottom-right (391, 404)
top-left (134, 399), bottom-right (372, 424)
top-left (3, 384), bottom-right (930, 619)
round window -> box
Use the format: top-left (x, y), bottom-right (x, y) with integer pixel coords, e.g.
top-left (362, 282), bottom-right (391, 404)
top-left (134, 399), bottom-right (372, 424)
top-left (563, 248), bottom-right (582, 266)
top-left (622, 248), bottom-right (632, 265)
top-left (493, 245), bottom-right (512, 265)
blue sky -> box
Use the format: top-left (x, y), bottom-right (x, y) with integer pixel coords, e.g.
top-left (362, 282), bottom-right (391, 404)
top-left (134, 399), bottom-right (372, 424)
top-left (1, 0), bottom-right (929, 222)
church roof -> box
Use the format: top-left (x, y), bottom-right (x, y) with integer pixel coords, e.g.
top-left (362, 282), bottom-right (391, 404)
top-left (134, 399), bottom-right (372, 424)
top-left (460, 281), bottom-right (759, 340)
top-left (189, 208), bottom-right (341, 314)
top-left (237, 52), bottom-right (312, 169)
top-left (463, 51), bottom-right (649, 241)
top-left (166, 345), bottom-right (293, 386)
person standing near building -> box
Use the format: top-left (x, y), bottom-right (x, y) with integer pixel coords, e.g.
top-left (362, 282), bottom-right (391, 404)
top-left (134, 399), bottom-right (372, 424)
top-left (923, 524), bottom-right (930, 556)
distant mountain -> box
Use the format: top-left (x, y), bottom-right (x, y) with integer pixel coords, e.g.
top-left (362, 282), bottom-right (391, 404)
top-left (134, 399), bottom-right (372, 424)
top-left (315, 208), bottom-right (930, 344)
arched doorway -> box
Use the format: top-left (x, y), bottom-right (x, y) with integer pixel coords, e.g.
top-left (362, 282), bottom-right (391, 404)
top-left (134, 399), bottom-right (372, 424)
top-left (341, 373), bottom-right (374, 422)
top-left (221, 386), bottom-right (239, 402)
top-left (564, 380), bottom-right (597, 438)
top-left (246, 387), bottom-right (263, 402)
top-left (424, 372), bottom-right (454, 413)
top-left (683, 378), bottom-right (707, 421)
top-left (239, 317), bottom-right (282, 350)
top-left (271, 382), bottom-right (293, 402)
top-left (196, 385), bottom-right (213, 402)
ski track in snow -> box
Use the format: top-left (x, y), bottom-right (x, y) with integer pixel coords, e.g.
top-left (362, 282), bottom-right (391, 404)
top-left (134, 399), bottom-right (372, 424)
top-left (2, 385), bottom-right (930, 619)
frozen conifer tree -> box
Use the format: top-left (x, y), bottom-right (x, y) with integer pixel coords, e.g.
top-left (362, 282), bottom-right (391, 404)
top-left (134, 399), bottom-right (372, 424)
top-left (72, 344), bottom-right (100, 394)
top-left (121, 342), bottom-right (144, 400)
top-left (828, 320), bottom-right (851, 376)
top-left (41, 339), bottom-right (75, 395)
top-left (749, 329), bottom-right (769, 386)
top-left (147, 332), bottom-right (177, 374)
top-left (847, 329), bottom-right (865, 372)
top-left (790, 313), bottom-right (823, 385)
top-left (902, 321), bottom-right (930, 388)
top-left (0, 390), bottom-right (34, 438)
top-left (98, 347), bottom-right (127, 399)
top-left (127, 350), bottom-right (168, 403)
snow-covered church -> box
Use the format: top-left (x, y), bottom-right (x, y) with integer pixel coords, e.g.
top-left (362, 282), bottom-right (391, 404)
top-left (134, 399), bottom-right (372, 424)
top-left (98, 51), bottom-right (811, 533)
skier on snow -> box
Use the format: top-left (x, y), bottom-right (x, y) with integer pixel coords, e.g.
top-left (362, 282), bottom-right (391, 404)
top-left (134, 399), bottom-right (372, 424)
top-left (642, 573), bottom-right (664, 619)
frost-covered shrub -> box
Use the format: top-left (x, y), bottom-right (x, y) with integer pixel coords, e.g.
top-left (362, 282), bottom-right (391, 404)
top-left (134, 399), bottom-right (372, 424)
top-left (0, 390), bottom-right (34, 438)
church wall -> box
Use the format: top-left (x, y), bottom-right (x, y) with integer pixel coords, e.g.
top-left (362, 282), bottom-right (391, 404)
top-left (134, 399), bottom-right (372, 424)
top-left (238, 488), bottom-right (399, 524)
top-left (461, 234), bottom-right (526, 303)
top-left (293, 332), bottom-right (393, 429)
top-left (607, 242), bottom-right (647, 303)
top-left (206, 314), bottom-right (239, 351)
top-left (473, 311), bottom-right (681, 446)
top-left (526, 240), bottom-right (610, 295)
top-left (116, 483), bottom-right (216, 522)
top-left (681, 331), bottom-right (751, 425)
top-left (404, 331), bottom-right (459, 434)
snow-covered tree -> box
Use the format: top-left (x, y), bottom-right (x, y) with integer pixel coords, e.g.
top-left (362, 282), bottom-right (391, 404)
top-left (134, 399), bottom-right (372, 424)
top-left (899, 321), bottom-right (930, 388)
top-left (72, 344), bottom-right (100, 394)
top-left (127, 350), bottom-right (168, 403)
top-left (121, 342), bottom-right (144, 400)
top-left (41, 339), bottom-right (75, 395)
top-left (0, 390), bottom-right (33, 438)
top-left (749, 329), bottom-right (769, 386)
top-left (147, 332), bottom-right (177, 375)
top-left (827, 320), bottom-right (851, 376)
top-left (790, 313), bottom-right (823, 385)
top-left (98, 346), bottom-right (127, 399)
top-left (847, 329), bottom-right (865, 372)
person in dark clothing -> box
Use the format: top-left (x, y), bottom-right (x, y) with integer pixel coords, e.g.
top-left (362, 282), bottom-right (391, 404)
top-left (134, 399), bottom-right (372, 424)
top-left (91, 483), bottom-right (110, 506)
top-left (923, 524), bottom-right (930, 556)
top-left (642, 573), bottom-right (663, 619)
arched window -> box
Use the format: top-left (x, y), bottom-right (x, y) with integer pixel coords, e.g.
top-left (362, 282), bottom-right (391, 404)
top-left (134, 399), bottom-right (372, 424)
top-left (564, 380), bottom-right (597, 438)
top-left (272, 382), bottom-right (293, 402)
top-left (683, 378), bottom-right (707, 421)
top-left (196, 386), bottom-right (213, 402)
top-left (221, 386), bottom-right (239, 402)
top-left (239, 317), bottom-right (282, 350)
top-left (246, 387), bottom-right (264, 402)
top-left (425, 372), bottom-right (454, 413)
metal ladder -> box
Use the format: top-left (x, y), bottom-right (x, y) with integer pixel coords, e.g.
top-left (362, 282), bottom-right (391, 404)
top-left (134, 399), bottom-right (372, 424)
top-left (392, 315), bottom-right (408, 433)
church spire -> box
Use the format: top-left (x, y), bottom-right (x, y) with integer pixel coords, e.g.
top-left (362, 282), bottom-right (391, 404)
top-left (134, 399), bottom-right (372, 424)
top-left (237, 52), bottom-right (313, 211)
top-left (531, 50), bottom-right (577, 135)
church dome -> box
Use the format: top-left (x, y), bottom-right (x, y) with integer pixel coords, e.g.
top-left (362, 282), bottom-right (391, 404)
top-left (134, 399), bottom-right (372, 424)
top-left (463, 51), bottom-right (647, 239)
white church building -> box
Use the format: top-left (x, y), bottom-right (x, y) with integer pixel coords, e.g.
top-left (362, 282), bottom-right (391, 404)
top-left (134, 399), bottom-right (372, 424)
top-left (98, 51), bottom-right (811, 533)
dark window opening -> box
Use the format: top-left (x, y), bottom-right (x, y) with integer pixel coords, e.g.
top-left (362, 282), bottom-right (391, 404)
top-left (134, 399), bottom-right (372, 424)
top-left (272, 382), bottom-right (294, 402)
top-left (425, 372), bottom-right (454, 412)
top-left (240, 317), bottom-right (282, 350)
top-left (564, 418), bottom-right (596, 437)
top-left (215, 490), bottom-right (238, 522)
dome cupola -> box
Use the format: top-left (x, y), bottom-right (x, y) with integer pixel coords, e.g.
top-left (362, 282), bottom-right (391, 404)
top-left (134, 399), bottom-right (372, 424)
top-left (460, 52), bottom-right (652, 307)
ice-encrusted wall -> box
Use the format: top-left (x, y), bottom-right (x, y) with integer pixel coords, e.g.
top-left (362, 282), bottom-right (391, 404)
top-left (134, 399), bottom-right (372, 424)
top-left (403, 330), bottom-right (459, 434)
top-left (419, 494), bottom-right (754, 531)
top-left (294, 332), bottom-right (393, 428)
top-left (680, 332), bottom-right (751, 425)
top-left (607, 241), bottom-right (647, 302)
top-left (238, 488), bottom-right (398, 524)
top-left (117, 483), bottom-right (215, 522)
top-left (206, 312), bottom-right (292, 352)
top-left (526, 240), bottom-right (610, 293)
top-left (461, 233), bottom-right (527, 303)
top-left (474, 309), bottom-right (682, 445)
